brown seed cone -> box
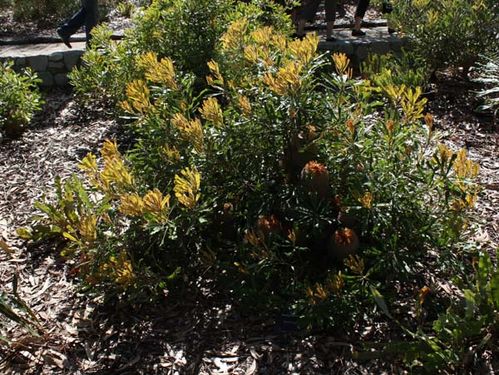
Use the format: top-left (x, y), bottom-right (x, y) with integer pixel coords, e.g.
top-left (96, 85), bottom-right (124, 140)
top-left (301, 161), bottom-right (330, 198)
top-left (329, 227), bottom-right (359, 260)
top-left (256, 214), bottom-right (283, 239)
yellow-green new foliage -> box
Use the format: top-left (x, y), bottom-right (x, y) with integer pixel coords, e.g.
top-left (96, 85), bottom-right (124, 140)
top-left (20, 138), bottom-right (202, 291)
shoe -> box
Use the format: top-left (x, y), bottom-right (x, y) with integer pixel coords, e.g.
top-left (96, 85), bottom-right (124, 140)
top-left (291, 33), bottom-right (306, 40)
top-left (326, 36), bottom-right (337, 42)
top-left (56, 28), bottom-right (72, 48)
top-left (351, 29), bottom-right (366, 37)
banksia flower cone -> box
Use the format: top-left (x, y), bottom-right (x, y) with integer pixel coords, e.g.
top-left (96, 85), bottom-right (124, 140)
top-left (301, 161), bottom-right (330, 198)
top-left (256, 214), bottom-right (282, 239)
top-left (329, 227), bottom-right (359, 260)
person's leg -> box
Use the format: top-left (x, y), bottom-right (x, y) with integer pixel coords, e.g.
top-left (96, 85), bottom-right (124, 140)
top-left (58, 7), bottom-right (86, 39)
top-left (82, 0), bottom-right (99, 43)
top-left (296, 0), bottom-right (320, 37)
top-left (352, 0), bottom-right (369, 36)
top-left (57, 2), bottom-right (87, 48)
top-left (324, 0), bottom-right (338, 40)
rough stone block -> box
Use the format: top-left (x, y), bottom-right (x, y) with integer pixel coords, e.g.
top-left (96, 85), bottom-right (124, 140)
top-left (38, 71), bottom-right (54, 86)
top-left (370, 41), bottom-right (391, 55)
top-left (28, 55), bottom-right (48, 71)
top-left (334, 40), bottom-right (354, 55)
top-left (49, 52), bottom-right (64, 62)
top-left (355, 44), bottom-right (370, 61)
top-left (64, 50), bottom-right (83, 70)
top-left (54, 73), bottom-right (69, 86)
top-left (48, 61), bottom-right (65, 70)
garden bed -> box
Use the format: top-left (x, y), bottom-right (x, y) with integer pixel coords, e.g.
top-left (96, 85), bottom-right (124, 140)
top-left (1, 0), bottom-right (498, 372)
top-left (0, 76), bottom-right (497, 374)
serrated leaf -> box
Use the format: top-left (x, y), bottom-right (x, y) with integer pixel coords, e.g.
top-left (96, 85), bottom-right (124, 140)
top-left (34, 201), bottom-right (54, 216)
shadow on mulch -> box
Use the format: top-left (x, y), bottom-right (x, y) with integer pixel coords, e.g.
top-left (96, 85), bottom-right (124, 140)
top-left (428, 75), bottom-right (496, 132)
top-left (58, 290), bottom-right (376, 375)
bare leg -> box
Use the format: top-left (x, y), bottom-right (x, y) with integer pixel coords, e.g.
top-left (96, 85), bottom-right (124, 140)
top-left (353, 16), bottom-right (362, 31)
top-left (296, 18), bottom-right (306, 37)
top-left (326, 21), bottom-right (334, 39)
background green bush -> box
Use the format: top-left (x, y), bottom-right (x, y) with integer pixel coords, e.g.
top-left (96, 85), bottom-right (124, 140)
top-left (70, 0), bottom-right (293, 102)
top-left (0, 0), bottom-right (11, 10)
top-left (12, 0), bottom-right (79, 24)
top-left (11, 0), bottom-right (121, 25)
top-left (389, 0), bottom-right (498, 75)
top-left (0, 61), bottom-right (43, 139)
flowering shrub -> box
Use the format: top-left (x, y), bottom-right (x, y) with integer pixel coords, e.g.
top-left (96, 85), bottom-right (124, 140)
top-left (21, 11), bottom-right (485, 372)
top-left (70, 0), bottom-right (292, 103)
top-left (0, 61), bottom-right (43, 139)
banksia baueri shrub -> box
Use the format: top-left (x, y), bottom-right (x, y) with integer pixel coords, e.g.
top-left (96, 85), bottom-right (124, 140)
top-left (24, 15), bottom-right (481, 338)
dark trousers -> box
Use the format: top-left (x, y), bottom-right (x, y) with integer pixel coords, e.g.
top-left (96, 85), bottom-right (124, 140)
top-left (355, 0), bottom-right (370, 18)
top-left (58, 0), bottom-right (98, 42)
top-left (299, 0), bottom-right (338, 23)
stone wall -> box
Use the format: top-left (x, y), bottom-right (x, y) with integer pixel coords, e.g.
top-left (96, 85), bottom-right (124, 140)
top-left (0, 43), bottom-right (85, 87)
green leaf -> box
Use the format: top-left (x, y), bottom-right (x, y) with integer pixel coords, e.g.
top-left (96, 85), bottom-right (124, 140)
top-left (71, 174), bottom-right (92, 208)
top-left (490, 268), bottom-right (499, 308)
top-left (167, 267), bottom-right (182, 281)
top-left (16, 228), bottom-right (32, 240)
top-left (477, 252), bottom-right (492, 290)
top-left (463, 289), bottom-right (476, 319)
top-left (62, 232), bottom-right (79, 242)
top-left (34, 201), bottom-right (54, 216)
top-left (371, 286), bottom-right (393, 319)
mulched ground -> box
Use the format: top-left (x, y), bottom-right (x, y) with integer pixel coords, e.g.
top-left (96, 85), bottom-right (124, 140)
top-left (0, 72), bottom-right (497, 374)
